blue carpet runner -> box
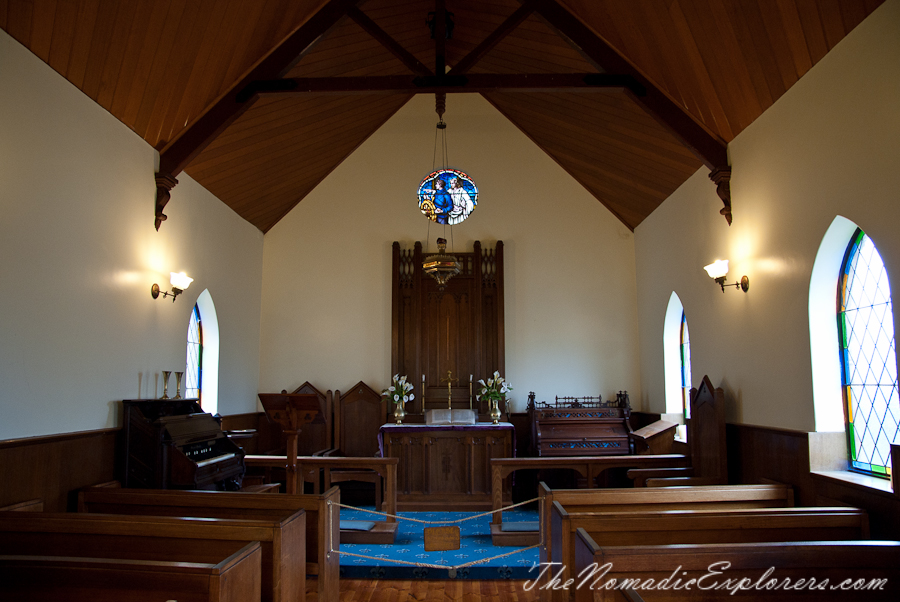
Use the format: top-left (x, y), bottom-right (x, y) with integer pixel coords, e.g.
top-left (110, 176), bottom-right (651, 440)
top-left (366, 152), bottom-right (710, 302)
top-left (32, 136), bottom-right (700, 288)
top-left (338, 507), bottom-right (540, 580)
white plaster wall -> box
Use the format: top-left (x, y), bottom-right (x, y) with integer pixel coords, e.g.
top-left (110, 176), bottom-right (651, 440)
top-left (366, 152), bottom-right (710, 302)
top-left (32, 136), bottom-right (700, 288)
top-left (0, 30), bottom-right (264, 440)
top-left (259, 93), bottom-right (641, 412)
top-left (635, 0), bottom-right (900, 431)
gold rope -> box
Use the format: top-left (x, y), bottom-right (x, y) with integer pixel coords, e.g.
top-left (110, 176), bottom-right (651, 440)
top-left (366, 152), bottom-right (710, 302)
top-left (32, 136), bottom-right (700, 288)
top-left (327, 497), bottom-right (543, 570)
top-left (328, 496), bottom-right (539, 524)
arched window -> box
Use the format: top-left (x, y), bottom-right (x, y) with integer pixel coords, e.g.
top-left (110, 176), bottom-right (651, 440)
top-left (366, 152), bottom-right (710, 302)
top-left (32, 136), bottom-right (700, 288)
top-left (186, 303), bottom-right (202, 401)
top-left (664, 292), bottom-right (690, 440)
top-left (838, 229), bottom-right (899, 478)
top-left (680, 311), bottom-right (692, 421)
top-left (186, 290), bottom-right (219, 416)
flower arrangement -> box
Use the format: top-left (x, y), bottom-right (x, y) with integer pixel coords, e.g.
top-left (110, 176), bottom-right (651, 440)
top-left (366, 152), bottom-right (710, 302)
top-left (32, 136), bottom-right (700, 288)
top-left (477, 371), bottom-right (512, 404)
top-left (382, 374), bottom-right (415, 406)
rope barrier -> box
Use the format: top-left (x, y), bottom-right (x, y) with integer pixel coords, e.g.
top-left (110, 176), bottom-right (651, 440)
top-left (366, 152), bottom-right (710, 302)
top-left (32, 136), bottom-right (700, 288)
top-left (326, 497), bottom-right (543, 573)
top-left (328, 496), bottom-right (539, 524)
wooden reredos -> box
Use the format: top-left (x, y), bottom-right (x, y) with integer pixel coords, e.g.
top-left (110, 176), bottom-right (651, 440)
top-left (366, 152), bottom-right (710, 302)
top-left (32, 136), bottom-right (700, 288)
top-left (391, 240), bottom-right (505, 415)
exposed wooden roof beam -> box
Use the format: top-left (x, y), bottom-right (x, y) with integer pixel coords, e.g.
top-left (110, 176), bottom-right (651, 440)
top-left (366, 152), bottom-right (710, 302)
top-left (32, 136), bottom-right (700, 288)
top-left (433, 0), bottom-right (448, 77)
top-left (348, 6), bottom-right (432, 77)
top-left (448, 2), bottom-right (535, 75)
top-left (525, 0), bottom-right (728, 172)
top-left (247, 73), bottom-right (642, 95)
top-left (154, 0), bottom-right (361, 229)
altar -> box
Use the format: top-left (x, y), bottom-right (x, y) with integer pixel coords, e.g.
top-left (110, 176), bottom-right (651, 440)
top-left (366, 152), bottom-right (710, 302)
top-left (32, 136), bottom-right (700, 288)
top-left (379, 422), bottom-right (514, 511)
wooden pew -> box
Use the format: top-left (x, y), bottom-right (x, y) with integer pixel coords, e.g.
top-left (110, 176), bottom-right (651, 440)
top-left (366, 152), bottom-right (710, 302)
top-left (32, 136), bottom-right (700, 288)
top-left (489, 455), bottom-right (690, 545)
top-left (538, 481), bottom-right (795, 571)
top-left (0, 512), bottom-right (296, 602)
top-left (547, 504), bottom-right (869, 602)
top-left (245, 454), bottom-right (399, 544)
top-left (77, 485), bottom-right (339, 602)
top-left (572, 531), bottom-right (900, 601)
top-left (0, 542), bottom-right (261, 602)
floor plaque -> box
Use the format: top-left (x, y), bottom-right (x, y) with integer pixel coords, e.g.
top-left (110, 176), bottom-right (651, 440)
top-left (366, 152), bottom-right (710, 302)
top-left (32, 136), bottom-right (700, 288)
top-left (423, 526), bottom-right (460, 551)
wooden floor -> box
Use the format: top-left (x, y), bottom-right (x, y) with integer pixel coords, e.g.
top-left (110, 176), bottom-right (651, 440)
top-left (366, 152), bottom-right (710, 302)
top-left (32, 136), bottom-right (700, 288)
top-left (306, 579), bottom-right (541, 601)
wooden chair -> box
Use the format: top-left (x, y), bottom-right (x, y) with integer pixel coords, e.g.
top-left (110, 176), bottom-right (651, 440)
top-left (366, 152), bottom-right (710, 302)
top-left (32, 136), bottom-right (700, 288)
top-left (290, 381), bottom-right (333, 458)
top-left (627, 374), bottom-right (727, 486)
top-left (321, 382), bottom-right (387, 510)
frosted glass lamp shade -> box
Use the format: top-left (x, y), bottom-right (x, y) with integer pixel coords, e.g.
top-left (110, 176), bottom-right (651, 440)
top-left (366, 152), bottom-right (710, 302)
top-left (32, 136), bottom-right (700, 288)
top-left (703, 260), bottom-right (729, 280)
top-left (170, 271), bottom-right (193, 290)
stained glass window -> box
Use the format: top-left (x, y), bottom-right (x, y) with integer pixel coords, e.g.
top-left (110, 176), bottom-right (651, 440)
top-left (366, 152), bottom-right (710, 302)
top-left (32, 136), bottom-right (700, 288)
top-left (417, 168), bottom-right (477, 225)
top-left (680, 311), bottom-right (692, 421)
top-left (838, 228), bottom-right (899, 478)
top-left (186, 303), bottom-right (202, 402)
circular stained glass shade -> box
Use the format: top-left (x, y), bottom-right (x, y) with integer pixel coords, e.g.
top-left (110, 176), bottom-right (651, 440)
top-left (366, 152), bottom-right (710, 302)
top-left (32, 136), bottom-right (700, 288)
top-left (417, 168), bottom-right (478, 225)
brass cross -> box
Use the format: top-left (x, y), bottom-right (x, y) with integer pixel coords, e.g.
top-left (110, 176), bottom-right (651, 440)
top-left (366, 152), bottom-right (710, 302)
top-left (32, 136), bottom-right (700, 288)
top-left (440, 370), bottom-right (458, 409)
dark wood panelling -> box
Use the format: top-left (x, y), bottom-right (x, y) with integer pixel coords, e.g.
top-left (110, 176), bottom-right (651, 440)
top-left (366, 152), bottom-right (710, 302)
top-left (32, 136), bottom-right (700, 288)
top-left (727, 422), bottom-right (900, 539)
top-left (727, 423), bottom-right (815, 500)
top-left (392, 241), bottom-right (505, 415)
top-left (0, 429), bottom-right (117, 512)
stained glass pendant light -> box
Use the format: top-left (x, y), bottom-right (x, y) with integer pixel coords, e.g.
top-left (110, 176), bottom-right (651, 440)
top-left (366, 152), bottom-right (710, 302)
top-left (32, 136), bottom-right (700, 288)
top-left (419, 94), bottom-right (476, 289)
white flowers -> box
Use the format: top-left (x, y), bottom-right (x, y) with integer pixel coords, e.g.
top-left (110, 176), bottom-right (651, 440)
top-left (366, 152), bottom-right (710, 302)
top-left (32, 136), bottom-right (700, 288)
top-left (477, 370), bottom-right (512, 402)
top-left (382, 374), bottom-right (416, 405)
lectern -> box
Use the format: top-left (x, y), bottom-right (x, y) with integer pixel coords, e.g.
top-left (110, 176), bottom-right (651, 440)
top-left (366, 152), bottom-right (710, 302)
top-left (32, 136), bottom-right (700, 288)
top-left (258, 393), bottom-right (321, 494)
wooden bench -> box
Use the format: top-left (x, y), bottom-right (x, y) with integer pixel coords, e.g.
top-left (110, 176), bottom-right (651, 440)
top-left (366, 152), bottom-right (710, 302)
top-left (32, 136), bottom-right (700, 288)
top-left (546, 504), bottom-right (868, 602)
top-left (77, 486), bottom-right (338, 602)
top-left (536, 481), bottom-right (794, 561)
top-left (245, 454), bottom-right (399, 544)
top-left (0, 542), bottom-right (261, 602)
top-left (0, 512), bottom-right (296, 602)
top-left (489, 455), bottom-right (690, 546)
top-left (572, 531), bottom-right (900, 601)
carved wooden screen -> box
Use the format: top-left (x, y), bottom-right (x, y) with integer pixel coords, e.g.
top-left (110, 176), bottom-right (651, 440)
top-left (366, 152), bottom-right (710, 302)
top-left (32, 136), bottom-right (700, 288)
top-left (391, 241), bottom-right (505, 416)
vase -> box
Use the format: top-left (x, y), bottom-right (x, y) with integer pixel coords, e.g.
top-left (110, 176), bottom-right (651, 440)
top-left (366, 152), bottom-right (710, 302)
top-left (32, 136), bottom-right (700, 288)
top-left (490, 398), bottom-right (502, 424)
top-left (160, 371), bottom-right (171, 400)
top-left (174, 371), bottom-right (184, 400)
top-left (393, 402), bottom-right (406, 425)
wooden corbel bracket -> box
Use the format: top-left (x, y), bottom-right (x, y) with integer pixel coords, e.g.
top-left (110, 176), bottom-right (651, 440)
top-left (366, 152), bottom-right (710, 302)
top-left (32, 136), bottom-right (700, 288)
top-left (154, 172), bottom-right (179, 231)
top-left (709, 167), bottom-right (732, 225)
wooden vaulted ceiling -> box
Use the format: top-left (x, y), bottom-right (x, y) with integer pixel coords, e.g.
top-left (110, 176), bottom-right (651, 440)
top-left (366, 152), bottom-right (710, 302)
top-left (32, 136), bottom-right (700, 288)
top-left (1, 0), bottom-right (884, 233)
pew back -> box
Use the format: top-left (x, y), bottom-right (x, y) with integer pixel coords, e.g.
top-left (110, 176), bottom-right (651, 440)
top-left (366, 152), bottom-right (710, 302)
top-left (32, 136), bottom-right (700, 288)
top-left (538, 482), bottom-right (794, 568)
top-left (548, 504), bottom-right (868, 602)
top-left (77, 486), bottom-right (338, 602)
top-left (0, 544), bottom-right (262, 602)
top-left (0, 511), bottom-right (302, 602)
top-left (573, 529), bottom-right (900, 602)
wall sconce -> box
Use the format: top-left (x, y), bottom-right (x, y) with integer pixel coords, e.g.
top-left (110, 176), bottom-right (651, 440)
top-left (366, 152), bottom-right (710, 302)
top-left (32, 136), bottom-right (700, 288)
top-left (151, 271), bottom-right (193, 302)
top-left (704, 260), bottom-right (749, 293)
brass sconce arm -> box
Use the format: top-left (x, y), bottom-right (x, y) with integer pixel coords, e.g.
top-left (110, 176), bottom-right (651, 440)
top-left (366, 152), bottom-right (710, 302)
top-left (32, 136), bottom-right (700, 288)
top-left (715, 275), bottom-right (750, 293)
top-left (151, 271), bottom-right (193, 302)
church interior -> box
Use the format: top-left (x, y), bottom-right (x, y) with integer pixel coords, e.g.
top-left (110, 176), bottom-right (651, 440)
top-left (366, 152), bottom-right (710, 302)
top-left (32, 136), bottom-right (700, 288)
top-left (2, 0), bottom-right (900, 599)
